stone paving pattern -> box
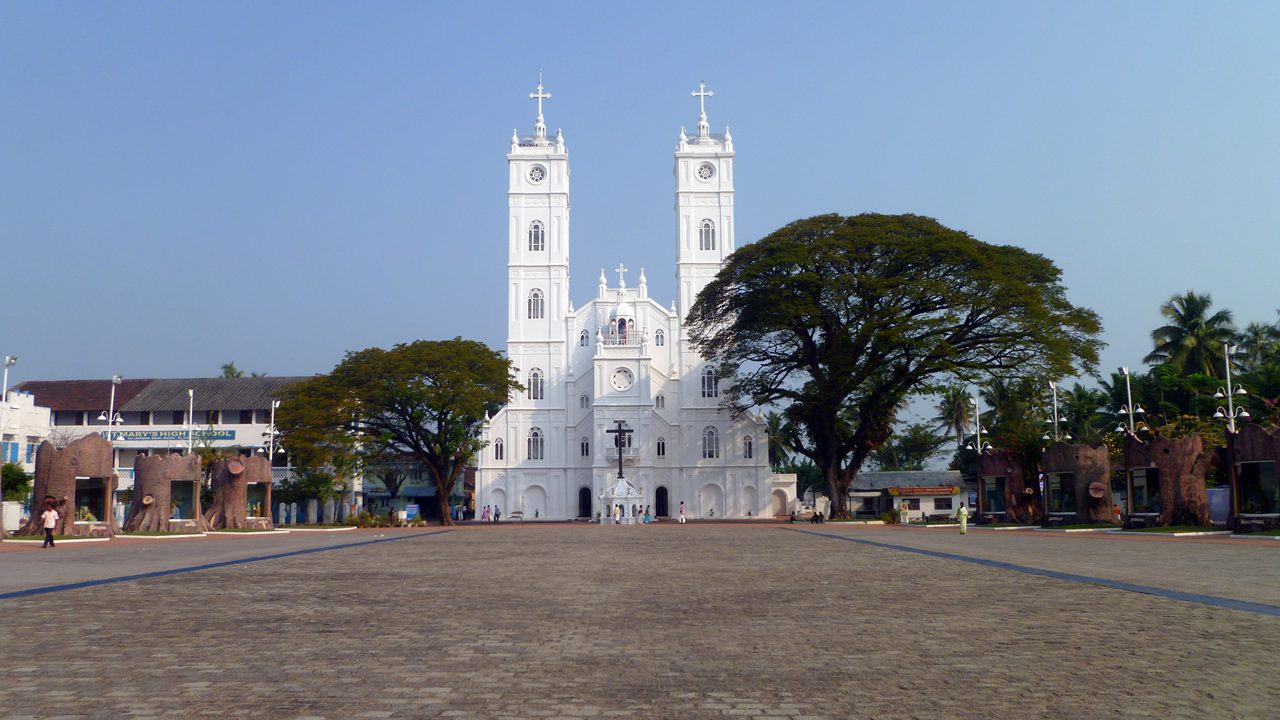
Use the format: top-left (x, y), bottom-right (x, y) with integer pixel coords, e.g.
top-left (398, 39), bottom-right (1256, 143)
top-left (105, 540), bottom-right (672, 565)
top-left (1, 524), bottom-right (1278, 719)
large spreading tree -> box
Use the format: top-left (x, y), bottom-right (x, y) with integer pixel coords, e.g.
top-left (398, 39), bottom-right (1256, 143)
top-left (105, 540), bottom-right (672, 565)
top-left (688, 213), bottom-right (1103, 518)
top-left (277, 338), bottom-right (520, 525)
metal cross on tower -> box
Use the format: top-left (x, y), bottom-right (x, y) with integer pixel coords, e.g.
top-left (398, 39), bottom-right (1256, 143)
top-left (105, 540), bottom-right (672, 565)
top-left (691, 81), bottom-right (714, 116)
top-left (605, 420), bottom-right (632, 480)
top-left (529, 74), bottom-right (551, 122)
top-left (614, 263), bottom-right (628, 288)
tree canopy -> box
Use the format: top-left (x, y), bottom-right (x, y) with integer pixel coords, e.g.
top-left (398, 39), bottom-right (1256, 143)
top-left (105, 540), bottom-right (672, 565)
top-left (687, 213), bottom-right (1103, 517)
top-left (277, 338), bottom-right (520, 525)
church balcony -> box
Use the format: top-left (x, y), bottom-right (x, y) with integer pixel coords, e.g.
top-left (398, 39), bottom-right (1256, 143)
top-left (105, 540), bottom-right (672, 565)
top-left (601, 335), bottom-right (640, 347)
top-left (606, 447), bottom-right (639, 464)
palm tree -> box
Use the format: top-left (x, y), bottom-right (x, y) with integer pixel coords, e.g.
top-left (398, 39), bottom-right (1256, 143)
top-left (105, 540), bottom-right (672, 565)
top-left (1144, 291), bottom-right (1236, 378)
top-left (763, 411), bottom-right (795, 471)
top-left (1235, 322), bottom-right (1280, 372)
top-left (932, 385), bottom-right (972, 451)
top-left (220, 362), bottom-right (244, 378)
top-left (1058, 383), bottom-right (1109, 442)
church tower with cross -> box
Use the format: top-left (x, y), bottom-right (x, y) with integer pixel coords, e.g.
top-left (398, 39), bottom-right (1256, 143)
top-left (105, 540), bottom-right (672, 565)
top-left (477, 79), bottom-right (795, 523)
top-left (506, 75), bottom-right (570, 416)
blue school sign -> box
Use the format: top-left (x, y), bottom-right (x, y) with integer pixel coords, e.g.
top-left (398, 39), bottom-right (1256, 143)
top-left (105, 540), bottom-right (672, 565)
top-left (114, 429), bottom-right (237, 442)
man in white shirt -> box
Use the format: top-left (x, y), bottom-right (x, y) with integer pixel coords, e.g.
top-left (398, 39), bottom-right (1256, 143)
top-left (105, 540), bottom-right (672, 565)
top-left (41, 502), bottom-right (60, 548)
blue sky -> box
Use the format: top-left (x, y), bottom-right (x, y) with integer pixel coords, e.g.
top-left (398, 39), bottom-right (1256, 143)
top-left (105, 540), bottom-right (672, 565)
top-left (1, 1), bottom-right (1277, 400)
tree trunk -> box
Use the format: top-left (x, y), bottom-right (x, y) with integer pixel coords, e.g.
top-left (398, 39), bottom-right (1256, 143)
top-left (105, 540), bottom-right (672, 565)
top-left (1041, 441), bottom-right (1117, 525)
top-left (124, 454), bottom-right (205, 533)
top-left (1122, 433), bottom-right (1213, 527)
top-left (825, 461), bottom-right (850, 519)
top-left (17, 435), bottom-right (117, 538)
top-left (434, 485), bottom-right (452, 526)
top-left (204, 456), bottom-right (272, 529)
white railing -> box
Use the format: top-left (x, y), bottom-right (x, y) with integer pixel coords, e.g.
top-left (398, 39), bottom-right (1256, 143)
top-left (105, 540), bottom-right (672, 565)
top-left (601, 335), bottom-right (640, 347)
top-left (605, 447), bottom-right (639, 463)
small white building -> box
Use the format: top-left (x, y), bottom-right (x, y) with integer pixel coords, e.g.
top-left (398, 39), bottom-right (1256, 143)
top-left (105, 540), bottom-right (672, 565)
top-left (847, 471), bottom-right (966, 522)
top-left (1, 389), bottom-right (52, 474)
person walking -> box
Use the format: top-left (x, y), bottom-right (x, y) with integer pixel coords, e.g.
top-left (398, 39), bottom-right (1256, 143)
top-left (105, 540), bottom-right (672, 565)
top-left (613, 504), bottom-right (621, 525)
top-left (481, 505), bottom-right (490, 522)
top-left (678, 501), bottom-right (686, 524)
top-left (41, 500), bottom-right (60, 549)
top-left (958, 502), bottom-right (969, 535)
top-left (493, 506), bottom-right (501, 523)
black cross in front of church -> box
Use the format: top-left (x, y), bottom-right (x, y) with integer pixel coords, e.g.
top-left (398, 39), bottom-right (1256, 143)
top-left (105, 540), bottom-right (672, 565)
top-left (605, 420), bottom-right (632, 480)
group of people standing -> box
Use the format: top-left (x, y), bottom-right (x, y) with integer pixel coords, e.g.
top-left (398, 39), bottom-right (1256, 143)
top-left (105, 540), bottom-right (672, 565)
top-left (479, 505), bottom-right (502, 523)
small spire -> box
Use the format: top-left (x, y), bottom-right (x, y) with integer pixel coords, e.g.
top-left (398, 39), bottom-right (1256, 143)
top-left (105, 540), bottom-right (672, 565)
top-left (599, 268), bottom-right (607, 285)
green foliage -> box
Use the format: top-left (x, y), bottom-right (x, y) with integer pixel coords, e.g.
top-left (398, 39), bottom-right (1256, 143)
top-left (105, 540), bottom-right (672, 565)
top-left (869, 423), bottom-right (949, 471)
top-left (932, 385), bottom-right (973, 452)
top-left (2, 462), bottom-right (32, 502)
top-left (1143, 292), bottom-right (1236, 378)
top-left (688, 213), bottom-right (1102, 518)
top-left (277, 338), bottom-right (520, 525)
top-left (784, 459), bottom-right (824, 500)
top-left (275, 468), bottom-right (343, 505)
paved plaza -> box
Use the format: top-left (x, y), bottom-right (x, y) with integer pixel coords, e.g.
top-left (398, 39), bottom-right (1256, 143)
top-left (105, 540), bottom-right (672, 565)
top-left (1, 524), bottom-right (1278, 719)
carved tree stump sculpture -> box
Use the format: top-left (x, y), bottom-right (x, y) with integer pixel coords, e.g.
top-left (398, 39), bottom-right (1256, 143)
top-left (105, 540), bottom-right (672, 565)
top-left (16, 434), bottom-right (118, 538)
top-left (123, 453), bottom-right (206, 533)
top-left (1041, 441), bottom-right (1117, 525)
top-left (976, 449), bottom-right (1041, 524)
top-left (1123, 433), bottom-right (1214, 527)
top-left (205, 455), bottom-right (273, 529)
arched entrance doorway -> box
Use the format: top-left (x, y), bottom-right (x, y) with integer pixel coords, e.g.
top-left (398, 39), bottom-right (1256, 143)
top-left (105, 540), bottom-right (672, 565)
top-left (772, 489), bottom-right (788, 516)
top-left (655, 486), bottom-right (669, 517)
top-left (578, 487), bottom-right (592, 518)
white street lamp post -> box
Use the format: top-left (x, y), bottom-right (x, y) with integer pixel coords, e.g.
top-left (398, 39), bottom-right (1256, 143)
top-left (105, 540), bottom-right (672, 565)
top-left (267, 398), bottom-right (281, 459)
top-left (1213, 344), bottom-right (1249, 433)
top-left (1115, 366), bottom-right (1145, 434)
top-left (187, 389), bottom-right (195, 453)
top-left (1043, 381), bottom-right (1071, 443)
top-left (966, 393), bottom-right (991, 453)
top-left (98, 374), bottom-right (123, 469)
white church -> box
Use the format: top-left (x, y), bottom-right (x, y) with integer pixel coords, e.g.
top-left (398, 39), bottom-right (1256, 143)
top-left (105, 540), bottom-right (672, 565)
top-left (475, 80), bottom-right (796, 521)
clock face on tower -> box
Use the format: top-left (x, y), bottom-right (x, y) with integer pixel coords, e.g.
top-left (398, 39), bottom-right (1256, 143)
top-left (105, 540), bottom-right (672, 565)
top-left (610, 368), bottom-right (634, 391)
top-left (528, 164), bottom-right (547, 183)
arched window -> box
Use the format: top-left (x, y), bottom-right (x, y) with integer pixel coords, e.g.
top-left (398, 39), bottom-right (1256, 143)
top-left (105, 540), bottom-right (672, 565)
top-left (657, 437), bottom-right (666, 457)
top-left (701, 367), bottom-right (719, 398)
top-left (527, 289), bottom-right (545, 319)
top-left (528, 221), bottom-right (545, 251)
top-left (702, 426), bottom-right (720, 459)
top-left (494, 438), bottom-right (504, 460)
top-left (579, 330), bottom-right (589, 346)
top-left (528, 428), bottom-right (544, 460)
top-left (744, 436), bottom-right (754, 459)
top-left (655, 394), bottom-right (665, 409)
top-left (528, 369), bottom-right (544, 400)
top-left (655, 330), bottom-right (665, 347)
top-left (579, 394), bottom-right (590, 409)
top-left (581, 437), bottom-right (590, 457)
top-left (699, 219), bottom-right (716, 250)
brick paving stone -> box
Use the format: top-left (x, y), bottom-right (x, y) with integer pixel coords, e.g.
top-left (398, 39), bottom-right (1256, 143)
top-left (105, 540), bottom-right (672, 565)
top-left (1, 524), bottom-right (1277, 719)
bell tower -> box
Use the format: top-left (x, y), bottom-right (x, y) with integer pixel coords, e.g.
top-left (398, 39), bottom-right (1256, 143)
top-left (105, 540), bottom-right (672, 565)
top-left (674, 81), bottom-right (734, 317)
top-left (508, 75), bottom-right (570, 409)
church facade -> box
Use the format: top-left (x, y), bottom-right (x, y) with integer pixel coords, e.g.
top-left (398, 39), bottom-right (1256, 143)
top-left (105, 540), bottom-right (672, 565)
top-left (475, 81), bottom-right (795, 521)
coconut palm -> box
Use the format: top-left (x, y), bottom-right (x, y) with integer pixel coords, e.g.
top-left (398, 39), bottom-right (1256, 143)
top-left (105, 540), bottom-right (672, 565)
top-left (932, 385), bottom-right (972, 451)
top-left (1144, 291), bottom-right (1236, 378)
top-left (763, 410), bottom-right (796, 471)
top-left (1234, 321), bottom-right (1280, 372)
